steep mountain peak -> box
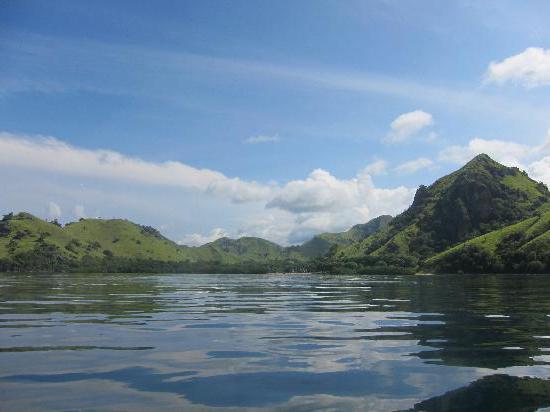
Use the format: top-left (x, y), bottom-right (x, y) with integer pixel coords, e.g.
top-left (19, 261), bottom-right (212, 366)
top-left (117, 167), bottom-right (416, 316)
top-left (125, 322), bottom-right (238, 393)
top-left (436, 154), bottom-right (509, 188)
top-left (422, 156), bottom-right (549, 243)
top-left (458, 153), bottom-right (512, 175)
top-left (466, 153), bottom-right (497, 166)
top-left (430, 154), bottom-right (548, 197)
top-left (338, 155), bottom-right (550, 266)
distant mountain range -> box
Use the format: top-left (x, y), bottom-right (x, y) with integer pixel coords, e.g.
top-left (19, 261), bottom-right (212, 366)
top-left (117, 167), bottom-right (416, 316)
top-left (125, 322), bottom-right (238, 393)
top-left (289, 215), bottom-right (392, 258)
top-left (2, 154), bottom-right (550, 273)
top-left (0, 210), bottom-right (393, 272)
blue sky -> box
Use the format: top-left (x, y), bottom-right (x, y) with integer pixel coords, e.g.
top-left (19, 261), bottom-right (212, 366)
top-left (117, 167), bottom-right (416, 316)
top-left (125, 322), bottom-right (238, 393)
top-left (1, 0), bottom-right (550, 245)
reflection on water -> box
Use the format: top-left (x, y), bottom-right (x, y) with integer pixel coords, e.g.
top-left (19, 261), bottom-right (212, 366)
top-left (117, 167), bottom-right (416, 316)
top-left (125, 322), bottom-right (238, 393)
top-left (1, 273), bottom-right (550, 410)
top-left (405, 374), bottom-right (550, 412)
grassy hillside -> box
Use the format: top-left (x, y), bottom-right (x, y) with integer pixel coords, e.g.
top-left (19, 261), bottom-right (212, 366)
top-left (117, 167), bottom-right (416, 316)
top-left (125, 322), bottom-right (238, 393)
top-left (0, 213), bottom-right (304, 272)
top-left (425, 210), bottom-right (550, 273)
top-left (332, 154), bottom-right (550, 268)
top-left (291, 215), bottom-right (393, 258)
top-left (0, 213), bottom-right (214, 262)
top-left (206, 236), bottom-right (305, 261)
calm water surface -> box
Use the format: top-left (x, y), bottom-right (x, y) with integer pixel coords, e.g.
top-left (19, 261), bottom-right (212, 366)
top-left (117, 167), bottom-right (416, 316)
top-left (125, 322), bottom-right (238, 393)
top-left (1, 273), bottom-right (550, 411)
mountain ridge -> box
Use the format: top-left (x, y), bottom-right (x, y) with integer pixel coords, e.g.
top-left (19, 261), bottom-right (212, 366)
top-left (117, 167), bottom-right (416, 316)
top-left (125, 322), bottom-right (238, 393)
top-left (288, 215), bottom-right (393, 258)
top-left (0, 211), bottom-right (390, 272)
top-left (2, 154), bottom-right (550, 274)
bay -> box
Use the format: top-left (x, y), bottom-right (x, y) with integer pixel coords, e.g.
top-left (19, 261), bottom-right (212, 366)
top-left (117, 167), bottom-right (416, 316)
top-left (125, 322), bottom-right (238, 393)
top-left (1, 273), bottom-right (550, 411)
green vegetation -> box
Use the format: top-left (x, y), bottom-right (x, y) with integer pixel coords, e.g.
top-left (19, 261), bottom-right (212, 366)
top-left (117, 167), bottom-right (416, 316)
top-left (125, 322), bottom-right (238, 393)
top-left (289, 215), bottom-right (393, 258)
top-left (0, 213), bottom-right (307, 273)
top-left (320, 154), bottom-right (550, 274)
top-left (425, 210), bottom-right (550, 273)
top-left (2, 154), bottom-right (550, 274)
top-left (206, 236), bottom-right (304, 261)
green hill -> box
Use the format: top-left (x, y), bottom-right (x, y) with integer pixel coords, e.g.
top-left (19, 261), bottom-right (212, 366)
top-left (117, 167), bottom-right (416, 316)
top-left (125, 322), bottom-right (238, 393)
top-left (0, 213), bottom-right (304, 272)
top-left (290, 215), bottom-right (393, 258)
top-left (0, 213), bottom-right (213, 261)
top-left (0, 211), bottom-right (394, 273)
top-left (330, 154), bottom-right (550, 270)
top-left (206, 236), bottom-right (304, 261)
top-left (425, 209), bottom-right (550, 273)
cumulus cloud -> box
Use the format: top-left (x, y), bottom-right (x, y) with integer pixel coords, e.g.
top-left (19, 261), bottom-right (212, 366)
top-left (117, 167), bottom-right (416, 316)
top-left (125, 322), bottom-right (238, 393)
top-left (288, 212), bottom-right (353, 244)
top-left (268, 169), bottom-right (364, 214)
top-left (385, 110), bottom-right (433, 143)
top-left (241, 208), bottom-right (381, 245)
top-left (178, 228), bottom-right (229, 247)
top-left (438, 137), bottom-right (542, 168)
top-left (0, 132), bottom-right (271, 203)
top-left (485, 47), bottom-right (550, 88)
top-left (395, 158), bottom-right (434, 174)
top-left (244, 134), bottom-right (280, 144)
top-left (235, 211), bottom-right (297, 245)
top-left (364, 159), bottom-right (388, 176)
top-left (1, 132), bottom-right (417, 245)
top-left (266, 168), bottom-right (414, 243)
top-left (48, 201), bottom-right (61, 221)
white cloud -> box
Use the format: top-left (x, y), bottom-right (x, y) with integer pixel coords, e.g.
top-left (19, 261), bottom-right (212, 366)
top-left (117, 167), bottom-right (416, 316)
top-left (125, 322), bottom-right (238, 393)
top-left (267, 169), bottom-right (362, 214)
top-left (288, 212), bottom-right (350, 244)
top-left (395, 158), bottom-right (434, 174)
top-left (486, 47), bottom-right (550, 88)
top-left (244, 134), bottom-right (280, 144)
top-left (48, 201), bottom-right (61, 221)
top-left (385, 110), bottom-right (434, 143)
top-left (242, 207), bottom-right (386, 245)
top-left (0, 132), bottom-right (271, 204)
top-left (364, 159), bottom-right (388, 176)
top-left (73, 205), bottom-right (86, 219)
top-left (236, 211), bottom-right (296, 245)
top-left (266, 168), bottom-right (414, 243)
top-left (529, 157), bottom-right (550, 185)
top-left (178, 228), bottom-right (229, 247)
top-left (438, 138), bottom-right (538, 168)
top-left (1, 132), bottom-right (417, 246)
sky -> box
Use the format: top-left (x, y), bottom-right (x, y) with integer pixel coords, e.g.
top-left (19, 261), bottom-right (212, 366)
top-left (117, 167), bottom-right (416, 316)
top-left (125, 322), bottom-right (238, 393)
top-left (1, 0), bottom-right (550, 246)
